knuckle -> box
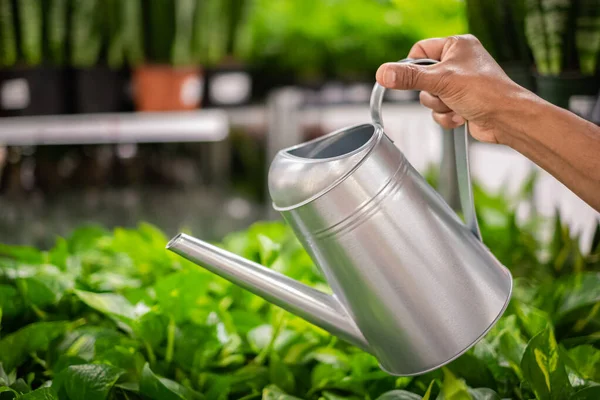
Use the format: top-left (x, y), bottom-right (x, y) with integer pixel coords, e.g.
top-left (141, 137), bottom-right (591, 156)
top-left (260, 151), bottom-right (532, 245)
top-left (432, 112), bottom-right (453, 129)
top-left (398, 64), bottom-right (421, 89)
top-left (431, 66), bottom-right (456, 93)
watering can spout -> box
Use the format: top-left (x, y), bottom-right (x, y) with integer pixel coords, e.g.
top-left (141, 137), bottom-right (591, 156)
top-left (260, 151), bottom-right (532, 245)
top-left (166, 233), bottom-right (370, 351)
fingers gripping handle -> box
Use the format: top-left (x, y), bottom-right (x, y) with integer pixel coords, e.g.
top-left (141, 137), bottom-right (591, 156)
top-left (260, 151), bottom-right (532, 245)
top-left (369, 58), bottom-right (482, 240)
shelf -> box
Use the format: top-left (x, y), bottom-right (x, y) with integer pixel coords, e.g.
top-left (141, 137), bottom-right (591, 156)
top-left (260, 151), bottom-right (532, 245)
top-left (0, 110), bottom-right (229, 146)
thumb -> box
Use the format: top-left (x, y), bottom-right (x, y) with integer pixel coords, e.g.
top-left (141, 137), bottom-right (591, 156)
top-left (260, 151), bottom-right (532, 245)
top-left (376, 62), bottom-right (439, 93)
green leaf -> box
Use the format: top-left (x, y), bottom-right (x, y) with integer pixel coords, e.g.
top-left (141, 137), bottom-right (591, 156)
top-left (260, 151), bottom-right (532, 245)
top-left (467, 388), bottom-right (501, 400)
top-left (9, 379), bottom-right (29, 394)
top-left (261, 384), bottom-right (303, 400)
top-left (248, 325), bottom-right (300, 354)
top-left (257, 235), bottom-right (281, 266)
top-left (16, 265), bottom-right (74, 308)
top-left (570, 386), bottom-right (600, 400)
top-left (375, 391), bottom-right (422, 399)
top-left (447, 353), bottom-right (496, 390)
top-left (134, 311), bottom-right (168, 349)
top-left (497, 329), bottom-right (527, 378)
top-left (440, 369), bottom-right (471, 400)
top-left (53, 363), bottom-right (124, 400)
top-left (47, 237), bottom-right (69, 270)
top-left (139, 363), bottom-right (202, 400)
top-left (18, 387), bottom-right (59, 399)
top-left (557, 273), bottom-right (600, 317)
top-left (565, 345), bottom-right (600, 382)
top-left (0, 244), bottom-right (43, 264)
top-left (514, 302), bottom-right (551, 338)
top-left (305, 348), bottom-right (350, 370)
top-left (521, 327), bottom-right (574, 400)
top-left (154, 270), bottom-right (210, 323)
top-left (269, 353), bottom-right (295, 394)
top-left (0, 321), bottom-right (70, 372)
top-left (0, 285), bottom-right (24, 319)
top-left (74, 290), bottom-right (138, 322)
top-left (67, 225), bottom-right (109, 254)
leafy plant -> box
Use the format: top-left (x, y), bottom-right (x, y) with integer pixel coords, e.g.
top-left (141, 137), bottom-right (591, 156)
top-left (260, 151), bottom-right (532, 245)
top-left (0, 175), bottom-right (599, 399)
top-left (142, 0), bottom-right (203, 66)
top-left (575, 0), bottom-right (600, 75)
top-left (16, 0), bottom-right (43, 66)
top-left (70, 0), bottom-right (103, 68)
top-left (240, 0), bottom-right (466, 80)
top-left (105, 0), bottom-right (144, 69)
top-left (466, 0), bottom-right (532, 66)
top-left (0, 0), bottom-right (17, 67)
top-left (43, 0), bottom-right (68, 65)
top-left (525, 0), bottom-right (600, 76)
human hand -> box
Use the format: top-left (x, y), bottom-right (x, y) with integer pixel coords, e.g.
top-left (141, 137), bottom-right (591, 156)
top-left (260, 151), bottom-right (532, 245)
top-left (375, 34), bottom-right (532, 144)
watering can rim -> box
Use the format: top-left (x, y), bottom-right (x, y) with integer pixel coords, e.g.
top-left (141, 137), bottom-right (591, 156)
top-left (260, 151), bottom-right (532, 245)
top-left (269, 122), bottom-right (385, 212)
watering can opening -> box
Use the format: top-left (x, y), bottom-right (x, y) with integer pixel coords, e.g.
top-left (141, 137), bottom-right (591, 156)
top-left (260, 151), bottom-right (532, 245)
top-left (269, 123), bottom-right (385, 211)
top-left (287, 123), bottom-right (377, 160)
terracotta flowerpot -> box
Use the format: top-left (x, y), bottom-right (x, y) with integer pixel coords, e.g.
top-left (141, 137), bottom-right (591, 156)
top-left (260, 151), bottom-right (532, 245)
top-left (132, 65), bottom-right (203, 111)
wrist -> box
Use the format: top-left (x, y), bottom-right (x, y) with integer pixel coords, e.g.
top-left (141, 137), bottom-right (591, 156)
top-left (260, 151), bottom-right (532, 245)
top-left (492, 86), bottom-right (547, 148)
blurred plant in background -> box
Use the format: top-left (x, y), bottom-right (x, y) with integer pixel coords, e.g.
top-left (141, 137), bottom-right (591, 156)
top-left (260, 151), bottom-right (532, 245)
top-left (238, 0), bottom-right (466, 82)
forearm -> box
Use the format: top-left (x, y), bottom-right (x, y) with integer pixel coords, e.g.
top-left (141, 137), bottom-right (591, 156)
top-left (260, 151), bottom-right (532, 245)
top-left (498, 90), bottom-right (600, 212)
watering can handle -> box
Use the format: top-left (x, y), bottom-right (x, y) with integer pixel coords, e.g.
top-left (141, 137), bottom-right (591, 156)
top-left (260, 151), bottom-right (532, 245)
top-left (369, 58), bottom-right (482, 241)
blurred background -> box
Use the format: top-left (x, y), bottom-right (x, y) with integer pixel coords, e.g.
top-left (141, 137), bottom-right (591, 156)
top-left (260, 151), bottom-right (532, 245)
top-left (0, 0), bottom-right (598, 249)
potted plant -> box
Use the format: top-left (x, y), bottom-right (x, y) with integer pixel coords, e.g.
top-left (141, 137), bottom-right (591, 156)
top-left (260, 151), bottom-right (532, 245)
top-left (70, 0), bottom-right (139, 113)
top-left (467, 0), bottom-right (535, 91)
top-left (132, 0), bottom-right (204, 112)
top-left (0, 0), bottom-right (69, 117)
top-left (525, 0), bottom-right (600, 109)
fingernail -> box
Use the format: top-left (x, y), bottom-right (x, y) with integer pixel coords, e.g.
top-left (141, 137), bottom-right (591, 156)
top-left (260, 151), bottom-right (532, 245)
top-left (383, 67), bottom-right (397, 86)
top-left (452, 114), bottom-right (465, 125)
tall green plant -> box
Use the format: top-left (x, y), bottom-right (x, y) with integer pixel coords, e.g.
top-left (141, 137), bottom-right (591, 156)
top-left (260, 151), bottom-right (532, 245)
top-left (17, 0), bottom-right (43, 66)
top-left (0, 0), bottom-right (16, 67)
top-left (143, 0), bottom-right (175, 64)
top-left (171, 0), bottom-right (198, 66)
top-left (576, 0), bottom-right (600, 75)
top-left (44, 0), bottom-right (68, 65)
top-left (70, 0), bottom-right (103, 68)
top-left (541, 0), bottom-right (571, 75)
top-left (106, 0), bottom-right (144, 69)
top-left (194, 0), bottom-right (228, 66)
top-left (525, 0), bottom-right (550, 74)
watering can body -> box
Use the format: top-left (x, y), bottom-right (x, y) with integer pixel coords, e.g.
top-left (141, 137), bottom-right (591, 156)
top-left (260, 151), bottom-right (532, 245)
top-left (167, 59), bottom-right (513, 376)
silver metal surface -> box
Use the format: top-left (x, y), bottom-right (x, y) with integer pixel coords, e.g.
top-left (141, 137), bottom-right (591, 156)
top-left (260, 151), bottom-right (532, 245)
top-left (168, 59), bottom-right (513, 376)
top-left (0, 110), bottom-right (229, 145)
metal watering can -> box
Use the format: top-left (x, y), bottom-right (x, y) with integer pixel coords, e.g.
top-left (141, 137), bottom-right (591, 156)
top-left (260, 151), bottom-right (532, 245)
top-left (167, 59), bottom-right (513, 376)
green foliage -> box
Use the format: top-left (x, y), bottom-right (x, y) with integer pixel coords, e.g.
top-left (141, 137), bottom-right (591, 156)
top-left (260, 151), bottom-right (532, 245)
top-left (105, 0), bottom-right (144, 69)
top-left (239, 0), bottom-right (466, 79)
top-left (69, 0), bottom-right (103, 68)
top-left (525, 0), bottom-right (600, 75)
top-left (17, 0), bottom-right (43, 66)
top-left (44, 0), bottom-right (68, 65)
top-left (0, 0), bottom-right (17, 67)
top-left (466, 0), bottom-right (531, 65)
top-left (0, 175), bottom-right (599, 399)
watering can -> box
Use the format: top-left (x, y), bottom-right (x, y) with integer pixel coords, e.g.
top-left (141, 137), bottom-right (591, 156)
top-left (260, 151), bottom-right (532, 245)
top-left (167, 59), bottom-right (513, 376)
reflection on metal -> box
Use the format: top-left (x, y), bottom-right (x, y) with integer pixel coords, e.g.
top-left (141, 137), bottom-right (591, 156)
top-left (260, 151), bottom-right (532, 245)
top-left (0, 110), bottom-right (230, 146)
top-left (438, 127), bottom-right (461, 210)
